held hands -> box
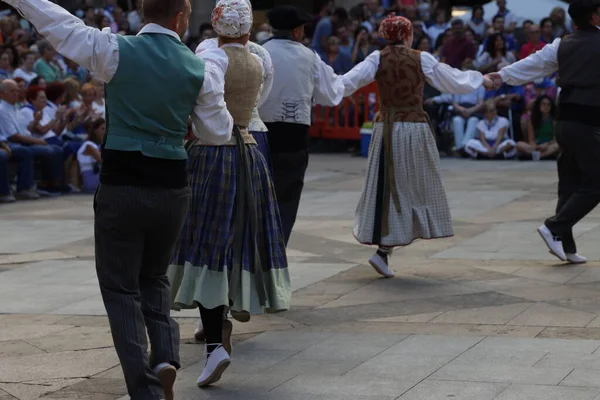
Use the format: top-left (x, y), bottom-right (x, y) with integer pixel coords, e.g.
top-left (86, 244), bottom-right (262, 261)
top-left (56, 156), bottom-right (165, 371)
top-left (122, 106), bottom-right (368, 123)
top-left (483, 73), bottom-right (503, 90)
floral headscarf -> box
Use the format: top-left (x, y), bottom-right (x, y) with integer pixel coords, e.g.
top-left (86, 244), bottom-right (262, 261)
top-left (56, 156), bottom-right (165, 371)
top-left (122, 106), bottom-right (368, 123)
top-left (379, 15), bottom-right (413, 44)
top-left (211, 0), bottom-right (253, 39)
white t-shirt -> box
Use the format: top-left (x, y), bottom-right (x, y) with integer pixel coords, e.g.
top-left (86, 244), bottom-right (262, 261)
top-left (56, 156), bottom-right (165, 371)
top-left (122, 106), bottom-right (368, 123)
top-left (77, 140), bottom-right (99, 172)
top-left (92, 101), bottom-right (105, 118)
top-left (13, 68), bottom-right (37, 84)
top-left (18, 106), bottom-right (56, 140)
top-left (477, 116), bottom-right (509, 141)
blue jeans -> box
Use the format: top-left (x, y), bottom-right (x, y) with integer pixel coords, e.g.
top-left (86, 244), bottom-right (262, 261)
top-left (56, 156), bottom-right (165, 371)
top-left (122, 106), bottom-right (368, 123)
top-left (12, 143), bottom-right (62, 181)
top-left (0, 144), bottom-right (34, 195)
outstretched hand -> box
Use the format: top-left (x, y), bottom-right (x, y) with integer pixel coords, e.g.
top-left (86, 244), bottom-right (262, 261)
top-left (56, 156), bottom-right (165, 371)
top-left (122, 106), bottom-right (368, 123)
top-left (483, 72), bottom-right (503, 90)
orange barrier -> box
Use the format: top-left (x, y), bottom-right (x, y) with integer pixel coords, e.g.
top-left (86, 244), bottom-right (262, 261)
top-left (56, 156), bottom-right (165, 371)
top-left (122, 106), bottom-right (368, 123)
top-left (309, 82), bottom-right (379, 141)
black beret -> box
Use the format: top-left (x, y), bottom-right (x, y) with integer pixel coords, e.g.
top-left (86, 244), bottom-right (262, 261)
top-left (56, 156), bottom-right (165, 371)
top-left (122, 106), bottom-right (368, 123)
top-left (267, 6), bottom-right (313, 30)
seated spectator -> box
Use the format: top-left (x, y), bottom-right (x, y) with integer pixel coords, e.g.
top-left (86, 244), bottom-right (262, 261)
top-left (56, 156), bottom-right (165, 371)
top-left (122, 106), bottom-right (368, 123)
top-left (433, 28), bottom-right (452, 61)
top-left (91, 79), bottom-right (106, 118)
top-left (486, 82), bottom-right (525, 141)
top-left (3, 45), bottom-right (18, 76)
top-left (63, 78), bottom-right (81, 109)
top-left (426, 85), bottom-right (486, 152)
top-left (519, 24), bottom-right (546, 59)
top-left (18, 85), bottom-right (66, 146)
top-left (34, 40), bottom-right (62, 83)
top-left (465, 101), bottom-right (517, 159)
top-left (13, 77), bottom-right (26, 107)
top-left (494, 0), bottom-right (518, 34)
top-left (467, 6), bottom-right (488, 41)
top-left (322, 36), bottom-right (353, 74)
top-left (427, 10), bottom-right (450, 46)
top-left (64, 58), bottom-right (89, 83)
top-left (516, 95), bottom-right (559, 160)
top-left (352, 26), bottom-right (377, 64)
top-left (77, 118), bottom-right (104, 193)
top-left (520, 77), bottom-right (557, 135)
top-left (540, 17), bottom-right (554, 43)
top-left (0, 50), bottom-right (11, 80)
top-left (484, 15), bottom-right (517, 54)
top-left (415, 35), bottom-right (432, 52)
top-left (473, 33), bottom-right (515, 73)
top-left (440, 19), bottom-right (476, 69)
top-left (550, 7), bottom-right (570, 38)
top-left (0, 129), bottom-right (38, 202)
top-left (336, 26), bottom-right (353, 57)
top-left (30, 76), bottom-right (46, 89)
top-left (411, 21), bottom-right (427, 49)
top-left (70, 83), bottom-right (101, 136)
top-left (515, 20), bottom-right (534, 48)
top-left (312, 7), bottom-right (348, 58)
top-left (13, 51), bottom-right (37, 83)
top-left (0, 79), bottom-right (63, 195)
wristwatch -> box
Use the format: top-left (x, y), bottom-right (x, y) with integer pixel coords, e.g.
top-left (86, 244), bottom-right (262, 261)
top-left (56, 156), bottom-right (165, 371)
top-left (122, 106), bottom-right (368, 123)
top-left (501, 94), bottom-right (506, 99)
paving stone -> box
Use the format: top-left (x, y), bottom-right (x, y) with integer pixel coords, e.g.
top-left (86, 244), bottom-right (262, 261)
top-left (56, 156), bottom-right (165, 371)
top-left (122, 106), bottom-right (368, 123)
top-left (344, 352), bottom-right (454, 381)
top-left (292, 333), bottom-right (406, 361)
top-left (507, 303), bottom-right (597, 327)
top-left (431, 303), bottom-right (533, 325)
top-left (473, 336), bottom-right (600, 354)
top-left (0, 379), bottom-right (85, 400)
top-left (537, 327), bottom-right (600, 340)
top-left (384, 335), bottom-right (483, 357)
top-left (428, 291), bottom-right (530, 310)
top-left (430, 363), bottom-right (572, 385)
top-left (560, 369), bottom-right (600, 388)
top-left (26, 326), bottom-right (114, 352)
top-left (0, 324), bottom-right (73, 342)
top-left (549, 297), bottom-right (600, 315)
top-left (452, 346), bottom-right (548, 367)
top-left (494, 384), bottom-right (600, 400)
top-left (235, 331), bottom-right (333, 352)
top-left (512, 265), bottom-right (588, 284)
top-left (365, 312), bottom-right (445, 323)
top-left (271, 375), bottom-right (417, 397)
top-left (0, 340), bottom-right (46, 357)
top-left (398, 380), bottom-right (509, 400)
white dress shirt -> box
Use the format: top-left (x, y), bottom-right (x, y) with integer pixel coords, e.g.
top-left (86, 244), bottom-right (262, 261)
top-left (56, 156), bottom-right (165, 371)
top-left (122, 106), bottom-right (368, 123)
top-left (6, 0), bottom-right (233, 145)
top-left (342, 49), bottom-right (484, 98)
top-left (18, 106), bottom-right (57, 140)
top-left (196, 39), bottom-right (274, 132)
top-left (498, 38), bottom-right (560, 85)
top-left (312, 51), bottom-right (346, 107)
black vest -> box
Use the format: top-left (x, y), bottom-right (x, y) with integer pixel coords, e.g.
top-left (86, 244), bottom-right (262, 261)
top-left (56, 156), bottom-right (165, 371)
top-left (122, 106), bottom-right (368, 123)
top-left (557, 29), bottom-right (600, 107)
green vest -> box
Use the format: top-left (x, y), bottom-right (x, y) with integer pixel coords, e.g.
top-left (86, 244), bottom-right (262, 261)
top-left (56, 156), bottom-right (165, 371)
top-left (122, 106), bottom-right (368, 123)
top-left (104, 33), bottom-right (205, 160)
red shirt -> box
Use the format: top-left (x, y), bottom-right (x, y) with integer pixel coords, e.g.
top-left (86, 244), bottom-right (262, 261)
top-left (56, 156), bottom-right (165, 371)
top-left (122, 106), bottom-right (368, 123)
top-left (442, 37), bottom-right (477, 69)
top-left (519, 41), bottom-right (546, 59)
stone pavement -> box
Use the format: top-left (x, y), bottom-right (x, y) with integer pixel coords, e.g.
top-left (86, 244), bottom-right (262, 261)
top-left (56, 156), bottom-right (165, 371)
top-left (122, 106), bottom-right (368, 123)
top-left (4, 156), bottom-right (600, 399)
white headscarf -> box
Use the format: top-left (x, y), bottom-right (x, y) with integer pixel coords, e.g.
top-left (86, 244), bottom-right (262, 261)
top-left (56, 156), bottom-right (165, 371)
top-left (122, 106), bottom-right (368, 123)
top-left (211, 0), bottom-right (253, 38)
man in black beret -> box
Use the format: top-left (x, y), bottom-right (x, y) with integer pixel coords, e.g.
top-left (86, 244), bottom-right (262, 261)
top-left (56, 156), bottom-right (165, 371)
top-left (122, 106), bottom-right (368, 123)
top-left (259, 6), bottom-right (346, 246)
top-left (487, 0), bottom-right (600, 264)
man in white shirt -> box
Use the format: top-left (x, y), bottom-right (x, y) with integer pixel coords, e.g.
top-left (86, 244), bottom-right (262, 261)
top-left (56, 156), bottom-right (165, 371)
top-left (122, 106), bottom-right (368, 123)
top-left (494, 0), bottom-right (518, 34)
top-left (487, 0), bottom-right (600, 265)
top-left (259, 6), bottom-right (346, 245)
top-left (0, 0), bottom-right (233, 399)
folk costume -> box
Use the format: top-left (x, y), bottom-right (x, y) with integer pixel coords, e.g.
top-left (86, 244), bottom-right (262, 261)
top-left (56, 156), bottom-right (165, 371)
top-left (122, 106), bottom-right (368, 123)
top-left (496, 0), bottom-right (600, 264)
top-left (5, 0), bottom-right (234, 399)
top-left (166, 0), bottom-right (291, 388)
top-left (342, 16), bottom-right (485, 277)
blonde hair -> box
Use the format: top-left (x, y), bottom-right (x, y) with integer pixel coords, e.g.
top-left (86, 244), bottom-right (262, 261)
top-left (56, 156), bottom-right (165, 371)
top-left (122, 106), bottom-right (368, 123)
top-left (63, 78), bottom-right (80, 102)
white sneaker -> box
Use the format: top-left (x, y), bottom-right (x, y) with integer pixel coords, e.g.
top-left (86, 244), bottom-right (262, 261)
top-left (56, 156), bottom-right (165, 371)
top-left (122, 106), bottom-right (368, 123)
top-left (566, 253), bottom-right (587, 264)
top-left (197, 345), bottom-right (230, 387)
top-left (537, 225), bottom-right (566, 261)
top-left (368, 252), bottom-right (395, 278)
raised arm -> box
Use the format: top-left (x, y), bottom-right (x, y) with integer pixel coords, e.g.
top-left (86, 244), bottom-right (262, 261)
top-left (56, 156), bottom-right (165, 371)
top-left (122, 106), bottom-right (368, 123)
top-left (5, 0), bottom-right (119, 83)
top-left (421, 51), bottom-right (484, 94)
top-left (497, 39), bottom-right (559, 86)
top-left (312, 51), bottom-right (346, 106)
top-left (191, 48), bottom-right (233, 145)
top-left (342, 50), bottom-right (379, 98)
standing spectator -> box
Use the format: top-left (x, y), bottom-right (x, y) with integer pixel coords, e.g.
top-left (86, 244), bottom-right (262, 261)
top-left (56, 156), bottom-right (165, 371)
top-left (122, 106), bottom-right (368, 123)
top-left (13, 76), bottom-right (26, 107)
top-left (540, 17), bottom-right (554, 43)
top-left (465, 101), bottom-right (517, 159)
top-left (322, 36), bottom-right (353, 74)
top-left (440, 19), bottom-right (476, 69)
top-left (427, 10), bottom-right (450, 45)
top-left (494, 0), bottom-right (518, 34)
top-left (0, 51), bottom-right (11, 80)
top-left (474, 33), bottom-right (516, 73)
top-left (550, 7), bottom-right (570, 38)
top-left (516, 95), bottom-right (559, 159)
top-left (0, 122), bottom-right (37, 202)
top-left (411, 21), bottom-right (427, 48)
top-left (467, 6), bottom-right (488, 41)
top-left (351, 26), bottom-right (377, 64)
top-left (0, 79), bottom-right (63, 195)
top-left (484, 16), bottom-right (517, 54)
top-left (0, 17), bottom-right (13, 45)
top-left (520, 24), bottom-right (546, 59)
top-left (433, 28), bottom-right (452, 60)
top-left (127, 0), bottom-right (142, 33)
top-left (336, 26), bottom-right (353, 57)
top-left (311, 7), bottom-right (348, 58)
top-left (3, 45), bottom-right (18, 76)
top-left (34, 40), bottom-right (62, 82)
top-left (77, 117), bottom-right (104, 193)
top-left (515, 20), bottom-right (535, 47)
top-left (13, 51), bottom-right (37, 83)
top-left (90, 79), bottom-right (105, 118)
top-left (415, 35), bottom-right (432, 52)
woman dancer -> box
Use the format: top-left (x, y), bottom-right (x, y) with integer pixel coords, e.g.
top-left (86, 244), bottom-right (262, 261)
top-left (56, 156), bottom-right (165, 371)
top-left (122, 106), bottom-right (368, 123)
top-left (167, 0), bottom-right (290, 387)
top-left (342, 16), bottom-right (488, 277)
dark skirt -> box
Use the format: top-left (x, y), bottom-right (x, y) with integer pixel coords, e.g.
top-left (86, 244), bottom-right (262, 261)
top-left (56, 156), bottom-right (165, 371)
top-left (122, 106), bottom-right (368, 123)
top-left (250, 130), bottom-right (273, 176)
top-left (167, 143), bottom-right (291, 315)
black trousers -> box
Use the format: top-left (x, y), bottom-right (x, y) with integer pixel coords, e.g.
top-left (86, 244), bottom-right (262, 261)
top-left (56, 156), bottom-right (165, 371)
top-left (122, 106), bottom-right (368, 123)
top-left (545, 120), bottom-right (600, 254)
top-left (94, 184), bottom-right (190, 400)
top-left (266, 123), bottom-right (310, 245)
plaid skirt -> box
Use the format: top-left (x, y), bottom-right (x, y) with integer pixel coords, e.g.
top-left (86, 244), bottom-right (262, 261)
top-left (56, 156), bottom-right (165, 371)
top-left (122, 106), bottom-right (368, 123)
top-left (354, 121), bottom-right (454, 247)
top-left (167, 143), bottom-right (291, 315)
top-left (250, 131), bottom-right (273, 176)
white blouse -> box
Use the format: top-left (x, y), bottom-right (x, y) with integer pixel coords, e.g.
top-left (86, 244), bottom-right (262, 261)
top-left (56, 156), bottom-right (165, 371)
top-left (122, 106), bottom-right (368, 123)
top-left (342, 49), bottom-right (484, 98)
top-left (18, 106), bottom-right (57, 140)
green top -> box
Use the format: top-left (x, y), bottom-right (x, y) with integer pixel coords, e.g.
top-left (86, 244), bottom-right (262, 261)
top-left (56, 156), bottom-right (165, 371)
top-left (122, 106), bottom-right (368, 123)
top-left (103, 33), bottom-right (205, 160)
top-left (34, 59), bottom-right (61, 83)
top-left (535, 118), bottom-right (554, 144)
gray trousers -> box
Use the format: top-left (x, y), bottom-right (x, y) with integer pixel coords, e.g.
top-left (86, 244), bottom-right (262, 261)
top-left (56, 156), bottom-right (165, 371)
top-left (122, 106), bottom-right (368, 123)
top-left (94, 184), bottom-right (190, 400)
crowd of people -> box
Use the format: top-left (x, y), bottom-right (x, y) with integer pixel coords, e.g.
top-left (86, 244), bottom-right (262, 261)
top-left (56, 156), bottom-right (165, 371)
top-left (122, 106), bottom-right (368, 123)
top-left (0, 0), bottom-right (570, 204)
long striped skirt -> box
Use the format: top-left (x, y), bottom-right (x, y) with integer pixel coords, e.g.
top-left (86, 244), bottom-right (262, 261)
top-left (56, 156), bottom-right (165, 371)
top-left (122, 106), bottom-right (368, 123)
top-left (250, 130), bottom-right (273, 176)
top-left (354, 121), bottom-right (454, 247)
top-left (167, 142), bottom-right (291, 315)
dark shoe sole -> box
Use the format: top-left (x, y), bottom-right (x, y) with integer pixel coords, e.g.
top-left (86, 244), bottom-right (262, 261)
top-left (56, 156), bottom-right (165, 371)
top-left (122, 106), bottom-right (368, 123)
top-left (157, 365), bottom-right (176, 400)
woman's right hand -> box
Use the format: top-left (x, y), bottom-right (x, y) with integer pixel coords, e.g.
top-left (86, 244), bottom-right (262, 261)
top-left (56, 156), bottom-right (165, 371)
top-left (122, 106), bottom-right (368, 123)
top-left (33, 111), bottom-right (42, 122)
